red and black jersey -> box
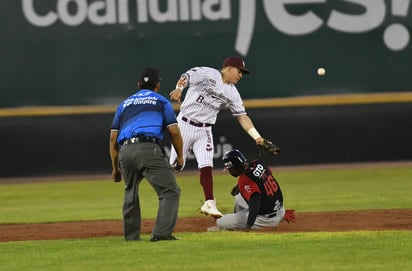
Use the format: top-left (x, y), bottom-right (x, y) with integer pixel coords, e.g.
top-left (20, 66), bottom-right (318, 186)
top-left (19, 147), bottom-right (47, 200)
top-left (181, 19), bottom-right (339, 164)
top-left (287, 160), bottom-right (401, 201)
top-left (238, 159), bottom-right (284, 215)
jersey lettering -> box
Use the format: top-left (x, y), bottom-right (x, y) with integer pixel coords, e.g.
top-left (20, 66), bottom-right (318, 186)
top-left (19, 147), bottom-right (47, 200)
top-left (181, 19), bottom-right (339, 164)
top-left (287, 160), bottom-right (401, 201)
top-left (252, 163), bottom-right (265, 177)
top-left (196, 95), bottom-right (205, 103)
top-left (263, 174), bottom-right (278, 196)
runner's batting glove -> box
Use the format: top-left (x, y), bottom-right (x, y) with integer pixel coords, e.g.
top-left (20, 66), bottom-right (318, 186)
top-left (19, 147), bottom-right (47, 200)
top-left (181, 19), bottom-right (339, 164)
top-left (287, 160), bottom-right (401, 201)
top-left (283, 209), bottom-right (296, 223)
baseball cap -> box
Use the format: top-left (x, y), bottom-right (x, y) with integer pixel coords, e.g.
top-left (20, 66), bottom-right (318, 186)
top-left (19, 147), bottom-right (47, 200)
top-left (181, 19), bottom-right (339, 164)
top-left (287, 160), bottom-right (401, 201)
top-left (222, 56), bottom-right (250, 74)
top-left (139, 67), bottom-right (160, 89)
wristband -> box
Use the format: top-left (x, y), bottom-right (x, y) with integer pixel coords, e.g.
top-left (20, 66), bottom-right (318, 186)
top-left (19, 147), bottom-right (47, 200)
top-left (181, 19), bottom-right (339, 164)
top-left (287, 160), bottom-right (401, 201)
top-left (176, 75), bottom-right (188, 90)
top-left (247, 128), bottom-right (261, 140)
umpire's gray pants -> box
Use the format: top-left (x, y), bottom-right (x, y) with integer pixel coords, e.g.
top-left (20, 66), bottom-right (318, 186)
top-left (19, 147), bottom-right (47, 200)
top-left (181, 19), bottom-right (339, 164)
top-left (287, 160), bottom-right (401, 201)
top-left (119, 142), bottom-right (180, 240)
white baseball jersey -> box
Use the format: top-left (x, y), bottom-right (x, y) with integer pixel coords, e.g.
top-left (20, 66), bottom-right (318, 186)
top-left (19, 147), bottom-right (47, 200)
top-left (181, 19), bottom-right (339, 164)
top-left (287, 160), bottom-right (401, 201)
top-left (179, 67), bottom-right (246, 124)
top-left (170, 66), bottom-right (248, 169)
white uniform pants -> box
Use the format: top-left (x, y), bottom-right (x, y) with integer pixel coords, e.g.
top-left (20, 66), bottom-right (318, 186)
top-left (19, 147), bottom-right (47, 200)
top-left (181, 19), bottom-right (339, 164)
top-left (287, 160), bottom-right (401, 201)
top-left (169, 114), bottom-right (214, 169)
top-left (216, 194), bottom-right (285, 230)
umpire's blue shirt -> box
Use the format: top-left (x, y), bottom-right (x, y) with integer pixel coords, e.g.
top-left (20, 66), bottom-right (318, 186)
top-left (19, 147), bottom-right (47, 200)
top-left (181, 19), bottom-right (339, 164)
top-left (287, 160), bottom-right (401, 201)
top-left (111, 89), bottom-right (177, 145)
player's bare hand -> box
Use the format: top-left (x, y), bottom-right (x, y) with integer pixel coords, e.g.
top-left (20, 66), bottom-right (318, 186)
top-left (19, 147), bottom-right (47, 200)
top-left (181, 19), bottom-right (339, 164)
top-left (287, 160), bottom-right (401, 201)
top-left (255, 137), bottom-right (265, 145)
top-left (172, 157), bottom-right (184, 172)
top-left (169, 88), bottom-right (182, 103)
top-left (112, 169), bottom-right (122, 182)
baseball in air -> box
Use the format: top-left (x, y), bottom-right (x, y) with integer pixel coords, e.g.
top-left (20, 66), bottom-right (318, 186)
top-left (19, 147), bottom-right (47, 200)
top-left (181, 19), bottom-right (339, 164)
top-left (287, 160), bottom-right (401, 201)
top-left (317, 67), bottom-right (326, 76)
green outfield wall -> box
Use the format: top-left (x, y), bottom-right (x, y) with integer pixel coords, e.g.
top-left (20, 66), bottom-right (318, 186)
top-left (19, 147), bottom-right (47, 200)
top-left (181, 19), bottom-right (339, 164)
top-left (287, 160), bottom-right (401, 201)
top-left (1, 0), bottom-right (412, 107)
top-left (1, 98), bottom-right (411, 178)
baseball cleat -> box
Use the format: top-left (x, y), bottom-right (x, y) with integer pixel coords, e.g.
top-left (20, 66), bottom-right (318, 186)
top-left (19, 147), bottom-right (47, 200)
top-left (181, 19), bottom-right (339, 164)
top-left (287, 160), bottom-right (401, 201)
top-left (150, 235), bottom-right (179, 242)
top-left (200, 199), bottom-right (223, 218)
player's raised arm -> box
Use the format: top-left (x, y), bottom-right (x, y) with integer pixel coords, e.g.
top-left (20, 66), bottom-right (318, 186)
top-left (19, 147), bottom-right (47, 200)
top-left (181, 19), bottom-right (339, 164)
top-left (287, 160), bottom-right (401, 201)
top-left (236, 114), bottom-right (264, 144)
top-left (236, 115), bottom-right (280, 154)
top-left (169, 74), bottom-right (189, 102)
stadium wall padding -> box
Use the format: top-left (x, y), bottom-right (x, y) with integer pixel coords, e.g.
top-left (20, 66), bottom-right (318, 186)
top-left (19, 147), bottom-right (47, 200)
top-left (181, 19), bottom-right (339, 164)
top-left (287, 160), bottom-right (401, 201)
top-left (1, 102), bottom-right (411, 178)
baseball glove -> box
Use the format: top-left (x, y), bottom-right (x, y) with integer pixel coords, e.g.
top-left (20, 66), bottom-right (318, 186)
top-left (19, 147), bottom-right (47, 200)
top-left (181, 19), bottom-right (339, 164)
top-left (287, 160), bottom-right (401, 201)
top-left (258, 139), bottom-right (280, 155)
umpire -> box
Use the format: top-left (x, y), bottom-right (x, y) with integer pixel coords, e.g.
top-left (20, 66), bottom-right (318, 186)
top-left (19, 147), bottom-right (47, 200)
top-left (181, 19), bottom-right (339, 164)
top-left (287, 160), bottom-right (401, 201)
top-left (109, 67), bottom-right (184, 241)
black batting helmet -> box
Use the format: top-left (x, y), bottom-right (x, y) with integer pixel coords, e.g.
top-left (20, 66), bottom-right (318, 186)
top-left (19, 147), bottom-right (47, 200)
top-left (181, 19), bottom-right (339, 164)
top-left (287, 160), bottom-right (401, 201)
top-left (222, 149), bottom-right (247, 169)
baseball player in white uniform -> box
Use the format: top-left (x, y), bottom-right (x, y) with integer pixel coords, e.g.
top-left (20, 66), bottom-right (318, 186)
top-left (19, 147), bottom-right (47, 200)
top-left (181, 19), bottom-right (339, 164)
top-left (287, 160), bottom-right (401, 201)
top-left (169, 56), bottom-right (269, 218)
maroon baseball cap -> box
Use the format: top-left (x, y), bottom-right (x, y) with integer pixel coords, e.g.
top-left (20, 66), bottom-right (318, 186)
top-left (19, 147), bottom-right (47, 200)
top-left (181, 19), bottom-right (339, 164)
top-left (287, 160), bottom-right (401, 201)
top-left (222, 56), bottom-right (250, 74)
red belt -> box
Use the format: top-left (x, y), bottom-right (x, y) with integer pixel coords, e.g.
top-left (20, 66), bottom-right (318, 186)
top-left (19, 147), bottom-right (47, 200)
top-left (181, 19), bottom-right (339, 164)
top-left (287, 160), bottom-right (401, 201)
top-left (181, 116), bottom-right (212, 127)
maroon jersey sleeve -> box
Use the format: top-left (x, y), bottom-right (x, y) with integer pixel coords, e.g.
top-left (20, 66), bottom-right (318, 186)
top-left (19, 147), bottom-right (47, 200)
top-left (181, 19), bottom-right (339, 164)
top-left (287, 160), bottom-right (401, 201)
top-left (238, 175), bottom-right (261, 201)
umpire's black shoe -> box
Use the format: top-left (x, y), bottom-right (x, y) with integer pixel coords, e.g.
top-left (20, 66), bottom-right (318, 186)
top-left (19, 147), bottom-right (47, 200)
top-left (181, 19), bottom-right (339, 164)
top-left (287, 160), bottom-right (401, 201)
top-left (150, 235), bottom-right (178, 242)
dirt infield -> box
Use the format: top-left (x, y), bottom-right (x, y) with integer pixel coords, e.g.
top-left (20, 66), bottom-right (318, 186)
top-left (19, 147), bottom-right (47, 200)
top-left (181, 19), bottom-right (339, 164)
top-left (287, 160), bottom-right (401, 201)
top-left (2, 162), bottom-right (411, 242)
top-left (1, 209), bottom-right (411, 242)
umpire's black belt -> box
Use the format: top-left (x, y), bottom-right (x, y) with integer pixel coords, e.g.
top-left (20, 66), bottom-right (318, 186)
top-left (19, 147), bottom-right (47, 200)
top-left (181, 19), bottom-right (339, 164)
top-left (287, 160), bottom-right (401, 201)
top-left (181, 116), bottom-right (212, 127)
top-left (123, 136), bottom-right (160, 146)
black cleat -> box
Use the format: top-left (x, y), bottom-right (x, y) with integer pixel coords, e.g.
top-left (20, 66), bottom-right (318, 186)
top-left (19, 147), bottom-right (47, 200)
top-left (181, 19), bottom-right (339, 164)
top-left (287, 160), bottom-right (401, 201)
top-left (150, 235), bottom-right (179, 242)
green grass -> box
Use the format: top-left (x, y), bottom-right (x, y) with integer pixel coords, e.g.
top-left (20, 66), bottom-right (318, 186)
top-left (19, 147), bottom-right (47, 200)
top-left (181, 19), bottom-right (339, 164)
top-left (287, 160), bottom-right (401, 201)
top-left (0, 164), bottom-right (411, 271)
top-left (276, 166), bottom-right (412, 211)
top-left (1, 231), bottom-right (411, 271)
top-left (1, 166), bottom-right (411, 223)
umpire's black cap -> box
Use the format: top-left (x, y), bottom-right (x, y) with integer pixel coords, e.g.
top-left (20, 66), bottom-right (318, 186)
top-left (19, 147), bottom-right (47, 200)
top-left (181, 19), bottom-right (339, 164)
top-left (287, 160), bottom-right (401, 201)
top-left (139, 67), bottom-right (161, 89)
